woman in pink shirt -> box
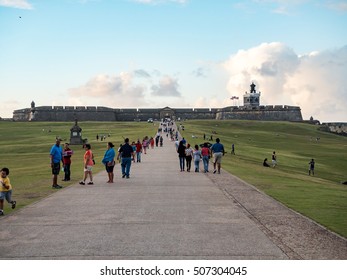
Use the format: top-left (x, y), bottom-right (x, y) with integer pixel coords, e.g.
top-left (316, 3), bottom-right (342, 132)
top-left (201, 142), bottom-right (211, 173)
top-left (79, 144), bottom-right (94, 185)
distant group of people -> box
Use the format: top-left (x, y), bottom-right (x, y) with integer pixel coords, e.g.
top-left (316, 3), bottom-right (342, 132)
top-left (1, 121), bottom-right (320, 217)
top-left (176, 137), bottom-right (225, 174)
top-left (48, 132), bottom-right (161, 190)
top-left (262, 151), bottom-right (315, 175)
top-left (263, 151), bottom-right (277, 168)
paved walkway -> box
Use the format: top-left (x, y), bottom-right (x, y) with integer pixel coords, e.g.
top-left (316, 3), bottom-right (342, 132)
top-left (0, 125), bottom-right (346, 259)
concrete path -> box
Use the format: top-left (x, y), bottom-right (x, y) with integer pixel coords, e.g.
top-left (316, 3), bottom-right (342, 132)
top-left (0, 125), bottom-right (346, 259)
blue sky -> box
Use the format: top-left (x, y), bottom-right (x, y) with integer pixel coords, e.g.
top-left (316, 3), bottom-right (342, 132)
top-left (0, 0), bottom-right (346, 122)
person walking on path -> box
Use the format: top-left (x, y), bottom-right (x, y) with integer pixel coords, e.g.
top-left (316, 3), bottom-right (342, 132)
top-left (117, 138), bottom-right (134, 179)
top-left (210, 138), bottom-right (225, 174)
top-left (62, 143), bottom-right (73, 181)
top-left (117, 144), bottom-right (123, 164)
top-left (308, 159), bottom-right (315, 176)
top-left (135, 140), bottom-right (143, 162)
top-left (193, 144), bottom-right (202, 172)
top-left (272, 151), bottom-right (277, 168)
top-left (131, 141), bottom-right (136, 162)
top-left (177, 140), bottom-right (186, 172)
top-left (50, 138), bottom-right (63, 189)
top-left (185, 143), bottom-right (193, 172)
top-left (150, 137), bottom-right (155, 149)
top-left (102, 142), bottom-right (116, 183)
top-left (0, 167), bottom-right (16, 216)
top-left (79, 144), bottom-right (94, 185)
top-left (142, 137), bottom-right (148, 154)
top-left (201, 142), bottom-right (211, 173)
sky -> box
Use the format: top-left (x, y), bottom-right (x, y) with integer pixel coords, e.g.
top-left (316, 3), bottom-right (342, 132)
top-left (0, 0), bottom-right (346, 122)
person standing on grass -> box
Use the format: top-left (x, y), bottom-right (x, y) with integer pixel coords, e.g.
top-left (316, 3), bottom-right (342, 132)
top-left (79, 144), bottom-right (94, 185)
top-left (50, 138), bottom-right (63, 189)
top-left (201, 142), bottom-right (211, 173)
top-left (102, 142), bottom-right (116, 183)
top-left (117, 138), bottom-right (134, 179)
top-left (185, 143), bottom-right (193, 172)
top-left (231, 143), bottom-right (235, 155)
top-left (308, 159), bottom-right (315, 176)
top-left (272, 151), bottom-right (277, 168)
top-left (210, 138), bottom-right (225, 174)
top-left (62, 143), bottom-right (73, 181)
top-left (0, 167), bottom-right (16, 216)
top-left (193, 144), bottom-right (202, 172)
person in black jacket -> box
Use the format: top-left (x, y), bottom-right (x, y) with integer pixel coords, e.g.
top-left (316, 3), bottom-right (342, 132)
top-left (177, 140), bottom-right (186, 172)
top-left (117, 138), bottom-right (134, 179)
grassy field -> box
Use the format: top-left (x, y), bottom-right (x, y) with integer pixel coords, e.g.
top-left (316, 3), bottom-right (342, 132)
top-left (179, 120), bottom-right (347, 238)
top-left (0, 120), bottom-right (346, 238)
top-left (0, 121), bottom-right (158, 212)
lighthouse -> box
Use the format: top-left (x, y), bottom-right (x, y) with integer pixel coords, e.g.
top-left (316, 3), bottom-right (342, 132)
top-left (243, 82), bottom-right (260, 108)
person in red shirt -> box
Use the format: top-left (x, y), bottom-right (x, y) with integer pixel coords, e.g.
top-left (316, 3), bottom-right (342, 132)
top-left (201, 143), bottom-right (211, 173)
top-left (135, 140), bottom-right (143, 162)
top-left (150, 137), bottom-right (155, 149)
top-left (62, 143), bottom-right (73, 181)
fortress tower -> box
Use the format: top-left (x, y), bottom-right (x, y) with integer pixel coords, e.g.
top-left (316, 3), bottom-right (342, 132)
top-left (243, 82), bottom-right (260, 108)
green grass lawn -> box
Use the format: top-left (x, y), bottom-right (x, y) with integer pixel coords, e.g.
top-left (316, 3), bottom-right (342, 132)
top-left (1, 120), bottom-right (346, 238)
top-left (0, 121), bottom-right (158, 211)
top-left (179, 120), bottom-right (347, 238)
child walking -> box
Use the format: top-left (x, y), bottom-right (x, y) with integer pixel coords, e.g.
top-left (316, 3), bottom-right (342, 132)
top-left (193, 144), bottom-right (202, 172)
top-left (0, 167), bottom-right (16, 216)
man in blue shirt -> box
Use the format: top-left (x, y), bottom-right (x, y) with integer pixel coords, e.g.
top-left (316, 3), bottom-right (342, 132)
top-left (50, 138), bottom-right (63, 189)
top-left (210, 138), bottom-right (225, 174)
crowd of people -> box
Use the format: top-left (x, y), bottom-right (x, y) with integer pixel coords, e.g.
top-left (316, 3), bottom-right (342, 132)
top-left (47, 128), bottom-right (166, 191)
top-left (176, 137), bottom-right (225, 174)
top-left (0, 120), bottom-right (318, 217)
top-left (46, 120), bottom-right (317, 191)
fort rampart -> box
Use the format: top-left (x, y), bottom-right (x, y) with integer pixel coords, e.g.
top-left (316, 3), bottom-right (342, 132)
top-left (216, 105), bottom-right (303, 121)
top-left (320, 123), bottom-right (347, 136)
top-left (12, 105), bottom-right (303, 122)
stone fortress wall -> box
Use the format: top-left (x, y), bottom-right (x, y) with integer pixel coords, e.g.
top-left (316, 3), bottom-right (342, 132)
top-left (12, 104), bottom-right (302, 122)
top-left (216, 105), bottom-right (302, 121)
top-left (12, 83), bottom-right (303, 122)
top-left (319, 122), bottom-right (347, 136)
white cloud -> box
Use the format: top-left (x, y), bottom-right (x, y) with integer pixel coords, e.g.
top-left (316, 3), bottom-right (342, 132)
top-left (68, 72), bottom-right (148, 107)
top-left (0, 0), bottom-right (33, 9)
top-left (67, 71), bottom-right (184, 109)
top-left (326, 1), bottom-right (347, 12)
top-left (150, 75), bottom-right (181, 97)
top-left (223, 43), bottom-right (347, 122)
